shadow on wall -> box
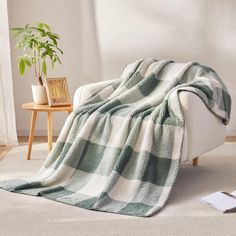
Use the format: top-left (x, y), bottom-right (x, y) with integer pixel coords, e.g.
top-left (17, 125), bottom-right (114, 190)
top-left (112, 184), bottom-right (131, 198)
top-left (78, 0), bottom-right (102, 82)
top-left (95, 0), bottom-right (236, 131)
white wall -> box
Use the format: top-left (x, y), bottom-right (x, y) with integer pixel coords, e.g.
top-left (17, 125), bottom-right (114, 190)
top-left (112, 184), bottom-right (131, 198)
top-left (8, 0), bottom-right (101, 136)
top-left (8, 0), bottom-right (236, 135)
top-left (95, 0), bottom-right (236, 134)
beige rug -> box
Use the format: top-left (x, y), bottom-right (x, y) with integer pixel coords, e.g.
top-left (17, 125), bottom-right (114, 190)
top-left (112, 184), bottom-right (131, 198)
top-left (0, 143), bottom-right (236, 236)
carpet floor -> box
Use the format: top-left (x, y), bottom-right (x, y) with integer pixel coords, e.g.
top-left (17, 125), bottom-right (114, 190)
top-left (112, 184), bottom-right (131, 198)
top-left (0, 143), bottom-right (236, 236)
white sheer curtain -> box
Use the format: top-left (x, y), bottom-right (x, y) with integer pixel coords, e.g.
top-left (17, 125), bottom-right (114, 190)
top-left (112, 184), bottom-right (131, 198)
top-left (0, 0), bottom-right (18, 146)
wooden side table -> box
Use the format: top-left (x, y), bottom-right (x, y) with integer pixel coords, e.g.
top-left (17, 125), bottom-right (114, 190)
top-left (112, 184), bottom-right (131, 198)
top-left (22, 103), bottom-right (73, 160)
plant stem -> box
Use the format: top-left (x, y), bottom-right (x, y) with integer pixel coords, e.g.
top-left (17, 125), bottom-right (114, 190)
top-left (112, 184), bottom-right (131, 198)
top-left (34, 64), bottom-right (37, 78)
top-left (38, 76), bottom-right (43, 86)
top-left (37, 59), bottom-right (43, 86)
top-left (33, 47), bottom-right (38, 78)
top-left (38, 58), bottom-right (40, 78)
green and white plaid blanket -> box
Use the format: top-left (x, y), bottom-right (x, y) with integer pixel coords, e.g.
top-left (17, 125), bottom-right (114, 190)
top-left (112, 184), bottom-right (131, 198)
top-left (0, 59), bottom-right (231, 217)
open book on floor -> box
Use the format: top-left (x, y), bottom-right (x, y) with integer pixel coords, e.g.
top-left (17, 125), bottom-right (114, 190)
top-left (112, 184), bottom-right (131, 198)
top-left (201, 191), bottom-right (236, 213)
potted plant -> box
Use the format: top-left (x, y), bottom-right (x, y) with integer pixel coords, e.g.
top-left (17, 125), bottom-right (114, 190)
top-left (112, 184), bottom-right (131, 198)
top-left (11, 22), bottom-right (63, 104)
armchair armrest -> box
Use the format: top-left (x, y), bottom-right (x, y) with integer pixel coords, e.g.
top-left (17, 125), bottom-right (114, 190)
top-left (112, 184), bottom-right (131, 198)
top-left (73, 79), bottom-right (116, 110)
top-left (179, 91), bottom-right (225, 161)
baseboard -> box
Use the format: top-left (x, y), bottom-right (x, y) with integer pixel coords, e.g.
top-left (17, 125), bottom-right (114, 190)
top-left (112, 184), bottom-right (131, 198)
top-left (17, 129), bottom-right (61, 137)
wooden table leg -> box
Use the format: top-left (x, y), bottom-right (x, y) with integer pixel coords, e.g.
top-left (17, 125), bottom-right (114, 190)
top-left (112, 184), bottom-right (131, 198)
top-left (27, 111), bottom-right (37, 160)
top-left (47, 111), bottom-right (53, 152)
top-left (192, 157), bottom-right (199, 166)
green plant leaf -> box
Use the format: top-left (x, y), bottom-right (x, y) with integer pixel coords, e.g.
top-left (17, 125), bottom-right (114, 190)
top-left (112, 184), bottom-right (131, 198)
top-left (51, 37), bottom-right (57, 46)
top-left (57, 57), bottom-right (62, 64)
top-left (43, 23), bottom-right (52, 32)
top-left (18, 59), bottom-right (25, 76)
top-left (15, 42), bottom-right (21, 50)
top-left (56, 47), bottom-right (63, 54)
top-left (42, 60), bottom-right (47, 76)
top-left (10, 27), bottom-right (24, 37)
top-left (38, 23), bottom-right (43, 29)
top-left (25, 23), bottom-right (29, 28)
top-left (10, 27), bottom-right (24, 31)
top-left (12, 22), bottom-right (63, 74)
top-left (24, 57), bottom-right (32, 67)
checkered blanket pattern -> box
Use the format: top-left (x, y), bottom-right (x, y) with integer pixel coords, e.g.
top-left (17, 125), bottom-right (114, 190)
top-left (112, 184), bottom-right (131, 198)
top-left (0, 59), bottom-right (231, 217)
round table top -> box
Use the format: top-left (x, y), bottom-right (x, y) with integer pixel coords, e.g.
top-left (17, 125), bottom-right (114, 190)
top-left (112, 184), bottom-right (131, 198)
top-left (22, 103), bottom-right (73, 112)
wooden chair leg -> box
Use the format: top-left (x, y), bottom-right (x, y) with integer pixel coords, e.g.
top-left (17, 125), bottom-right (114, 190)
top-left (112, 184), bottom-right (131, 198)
top-left (192, 157), bottom-right (199, 166)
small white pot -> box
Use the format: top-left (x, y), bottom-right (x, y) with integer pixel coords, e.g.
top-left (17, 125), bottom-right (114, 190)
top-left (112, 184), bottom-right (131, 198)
top-left (31, 85), bottom-right (48, 105)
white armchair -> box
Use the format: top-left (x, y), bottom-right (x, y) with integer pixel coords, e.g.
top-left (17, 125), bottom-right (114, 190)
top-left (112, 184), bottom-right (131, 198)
top-left (73, 83), bottom-right (226, 166)
top-left (179, 91), bottom-right (225, 165)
